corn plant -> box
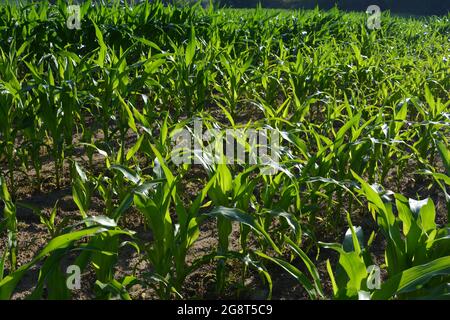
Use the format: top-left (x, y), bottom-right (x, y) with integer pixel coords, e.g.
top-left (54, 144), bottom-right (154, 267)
top-left (0, 215), bottom-right (133, 299)
top-left (319, 173), bottom-right (450, 300)
top-left (0, 177), bottom-right (17, 272)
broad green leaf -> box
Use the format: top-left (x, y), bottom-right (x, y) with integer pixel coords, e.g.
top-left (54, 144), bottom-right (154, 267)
top-left (206, 207), bottom-right (281, 254)
top-left (372, 256), bottom-right (450, 300)
top-left (110, 165), bottom-right (140, 185)
top-left (0, 226), bottom-right (128, 299)
top-left (126, 134), bottom-right (145, 161)
top-left (185, 27), bottom-right (196, 65)
top-left (93, 22), bottom-right (106, 68)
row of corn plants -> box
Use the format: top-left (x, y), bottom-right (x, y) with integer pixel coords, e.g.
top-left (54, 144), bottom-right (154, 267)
top-left (0, 0), bottom-right (449, 299)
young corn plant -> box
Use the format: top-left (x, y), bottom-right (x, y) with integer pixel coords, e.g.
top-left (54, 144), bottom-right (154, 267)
top-left (0, 44), bottom-right (27, 196)
top-left (132, 145), bottom-right (210, 298)
top-left (347, 172), bottom-right (450, 299)
top-left (0, 176), bottom-right (17, 273)
top-left (320, 214), bottom-right (375, 300)
top-left (213, 51), bottom-right (253, 118)
top-left (0, 215), bottom-right (133, 300)
top-left (71, 160), bottom-right (138, 299)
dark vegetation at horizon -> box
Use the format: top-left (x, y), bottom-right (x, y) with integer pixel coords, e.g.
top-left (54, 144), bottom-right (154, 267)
top-left (5, 0), bottom-right (450, 15)
top-left (221, 0), bottom-right (450, 16)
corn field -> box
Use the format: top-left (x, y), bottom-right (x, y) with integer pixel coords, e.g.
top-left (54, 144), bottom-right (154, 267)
top-left (0, 0), bottom-right (449, 300)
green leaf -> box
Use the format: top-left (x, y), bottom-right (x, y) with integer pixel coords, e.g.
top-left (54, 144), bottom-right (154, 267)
top-left (343, 226), bottom-right (364, 254)
top-left (185, 27), bottom-right (196, 65)
top-left (285, 237), bottom-right (324, 298)
top-left (74, 161), bottom-right (87, 182)
top-left (372, 256), bottom-right (450, 300)
top-left (0, 226), bottom-right (126, 299)
top-left (150, 144), bottom-right (175, 187)
top-left (110, 165), bottom-right (140, 185)
top-left (267, 209), bottom-right (301, 240)
top-left (326, 259), bottom-right (338, 296)
top-left (0, 251), bottom-right (7, 281)
top-left (216, 163), bottom-right (232, 194)
top-left (255, 250), bottom-right (318, 299)
top-left (112, 193), bottom-right (134, 221)
top-left (118, 94), bottom-right (137, 133)
top-left (126, 134), bottom-right (144, 161)
top-left (395, 194), bottom-right (412, 235)
top-left (93, 22), bottom-right (106, 68)
top-left (437, 141), bottom-right (450, 175)
top-left (334, 113), bottom-right (361, 148)
top-left (206, 207), bottom-right (281, 254)
top-left (351, 171), bottom-right (389, 222)
top-left (424, 85), bottom-right (436, 116)
top-left (418, 198), bottom-right (436, 233)
top-left (319, 241), bottom-right (368, 299)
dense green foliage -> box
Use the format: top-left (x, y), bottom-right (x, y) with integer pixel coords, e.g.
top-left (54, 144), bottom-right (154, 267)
top-left (222, 0), bottom-right (450, 16)
top-left (0, 0), bottom-right (449, 299)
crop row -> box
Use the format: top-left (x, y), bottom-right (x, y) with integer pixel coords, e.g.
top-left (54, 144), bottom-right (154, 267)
top-left (0, 1), bottom-right (449, 299)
